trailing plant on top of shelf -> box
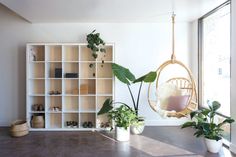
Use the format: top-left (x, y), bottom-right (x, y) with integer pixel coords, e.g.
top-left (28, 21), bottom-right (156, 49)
top-left (86, 30), bottom-right (107, 76)
top-left (86, 30), bottom-right (106, 59)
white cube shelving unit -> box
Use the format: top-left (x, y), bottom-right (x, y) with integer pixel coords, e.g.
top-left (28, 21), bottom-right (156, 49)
top-left (26, 43), bottom-right (114, 131)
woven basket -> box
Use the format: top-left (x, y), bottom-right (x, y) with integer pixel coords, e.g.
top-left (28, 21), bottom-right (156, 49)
top-left (10, 120), bottom-right (29, 137)
top-left (31, 115), bottom-right (44, 128)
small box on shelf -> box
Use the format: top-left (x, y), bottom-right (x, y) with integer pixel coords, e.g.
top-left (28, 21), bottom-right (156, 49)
top-left (55, 68), bottom-right (62, 78)
top-left (80, 84), bottom-right (88, 95)
top-left (64, 73), bottom-right (78, 78)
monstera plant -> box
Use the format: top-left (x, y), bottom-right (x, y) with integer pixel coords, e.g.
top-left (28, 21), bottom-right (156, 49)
top-left (98, 63), bottom-right (157, 134)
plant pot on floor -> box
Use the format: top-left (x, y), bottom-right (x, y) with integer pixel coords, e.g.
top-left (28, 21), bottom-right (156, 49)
top-left (205, 138), bottom-right (222, 153)
top-left (130, 121), bottom-right (145, 135)
top-left (116, 126), bottom-right (130, 141)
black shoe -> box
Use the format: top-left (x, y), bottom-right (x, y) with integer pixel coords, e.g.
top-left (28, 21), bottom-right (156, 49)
top-left (87, 121), bottom-right (93, 128)
top-left (82, 122), bottom-right (88, 128)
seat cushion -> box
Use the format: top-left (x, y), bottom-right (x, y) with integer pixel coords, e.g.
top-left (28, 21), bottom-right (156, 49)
top-left (167, 95), bottom-right (190, 112)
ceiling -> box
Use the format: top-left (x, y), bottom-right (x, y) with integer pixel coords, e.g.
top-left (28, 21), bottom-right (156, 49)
top-left (0, 0), bottom-right (227, 23)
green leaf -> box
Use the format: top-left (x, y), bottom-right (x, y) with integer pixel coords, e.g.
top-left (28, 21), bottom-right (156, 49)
top-left (201, 108), bottom-right (211, 116)
top-left (112, 63), bottom-right (135, 85)
top-left (202, 123), bottom-right (210, 132)
top-left (207, 100), bottom-right (213, 110)
top-left (218, 118), bottom-right (235, 127)
top-left (190, 111), bottom-right (200, 119)
top-left (98, 98), bottom-right (113, 115)
top-left (133, 71), bottom-right (157, 83)
top-left (181, 121), bottom-right (196, 128)
top-left (212, 101), bottom-right (221, 111)
top-left (194, 130), bottom-right (203, 137)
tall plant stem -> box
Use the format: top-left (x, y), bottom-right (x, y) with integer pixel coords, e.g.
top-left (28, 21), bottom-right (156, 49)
top-left (127, 85), bottom-right (136, 110)
top-left (113, 101), bottom-right (132, 110)
top-left (136, 82), bottom-right (143, 115)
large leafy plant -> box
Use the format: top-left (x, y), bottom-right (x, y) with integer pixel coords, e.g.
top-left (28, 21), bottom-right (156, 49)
top-left (182, 101), bottom-right (234, 141)
top-left (98, 63), bottom-right (157, 119)
top-left (107, 105), bottom-right (137, 130)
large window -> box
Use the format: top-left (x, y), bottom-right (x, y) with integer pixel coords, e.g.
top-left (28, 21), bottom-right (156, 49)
top-left (199, 1), bottom-right (231, 141)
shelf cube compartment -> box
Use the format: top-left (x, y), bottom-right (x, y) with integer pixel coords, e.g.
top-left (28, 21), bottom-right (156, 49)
top-left (47, 79), bottom-right (62, 95)
top-left (28, 45), bottom-right (45, 61)
top-left (64, 45), bottom-right (79, 61)
top-left (97, 79), bottom-right (112, 94)
top-left (46, 45), bottom-right (62, 61)
top-left (96, 46), bottom-right (113, 62)
top-left (80, 113), bottom-right (96, 128)
top-left (80, 79), bottom-right (96, 95)
top-left (46, 63), bottom-right (62, 78)
top-left (46, 113), bottom-right (62, 129)
top-left (64, 79), bottom-right (79, 95)
top-left (28, 96), bottom-right (45, 112)
top-left (64, 63), bottom-right (79, 77)
top-left (64, 96), bottom-right (79, 112)
top-left (30, 113), bottom-right (45, 128)
top-left (97, 96), bottom-right (112, 110)
top-left (97, 114), bottom-right (110, 129)
top-left (80, 46), bottom-right (95, 61)
top-left (46, 96), bottom-right (62, 112)
top-left (80, 63), bottom-right (96, 78)
top-left (64, 113), bottom-right (79, 128)
top-left (29, 63), bottom-right (45, 78)
top-left (80, 96), bottom-right (96, 112)
top-left (97, 63), bottom-right (112, 78)
top-left (28, 79), bottom-right (45, 95)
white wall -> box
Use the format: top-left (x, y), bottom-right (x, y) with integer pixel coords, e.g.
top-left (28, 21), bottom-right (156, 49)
top-left (0, 4), bottom-right (192, 126)
top-left (230, 0), bottom-right (236, 153)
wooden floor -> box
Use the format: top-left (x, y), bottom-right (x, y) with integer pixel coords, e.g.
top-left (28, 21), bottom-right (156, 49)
top-left (0, 126), bottom-right (235, 157)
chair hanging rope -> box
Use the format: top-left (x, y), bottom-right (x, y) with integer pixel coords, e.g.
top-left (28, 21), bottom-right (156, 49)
top-left (148, 13), bottom-right (198, 118)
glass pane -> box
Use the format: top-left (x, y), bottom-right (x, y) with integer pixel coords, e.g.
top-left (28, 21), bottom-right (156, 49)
top-left (202, 4), bottom-right (230, 116)
top-left (215, 115), bottom-right (231, 141)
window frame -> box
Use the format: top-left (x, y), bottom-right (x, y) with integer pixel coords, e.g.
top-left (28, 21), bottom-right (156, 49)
top-left (198, 0), bottom-right (231, 142)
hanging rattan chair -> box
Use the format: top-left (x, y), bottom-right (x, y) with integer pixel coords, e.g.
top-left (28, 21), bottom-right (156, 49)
top-left (148, 14), bottom-right (198, 118)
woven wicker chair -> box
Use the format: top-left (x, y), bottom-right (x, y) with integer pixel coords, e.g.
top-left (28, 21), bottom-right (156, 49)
top-left (148, 60), bottom-right (198, 118)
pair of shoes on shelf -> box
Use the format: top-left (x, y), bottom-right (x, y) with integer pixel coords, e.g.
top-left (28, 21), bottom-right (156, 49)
top-left (32, 104), bottom-right (44, 111)
top-left (82, 121), bottom-right (93, 128)
top-left (100, 122), bottom-right (110, 128)
top-left (51, 106), bottom-right (61, 112)
top-left (49, 91), bottom-right (61, 95)
top-left (66, 121), bottom-right (78, 128)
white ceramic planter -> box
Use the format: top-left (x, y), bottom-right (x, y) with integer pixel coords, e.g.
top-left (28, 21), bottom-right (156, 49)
top-left (130, 122), bottom-right (145, 135)
top-left (205, 138), bottom-right (222, 153)
top-left (116, 126), bottom-right (130, 141)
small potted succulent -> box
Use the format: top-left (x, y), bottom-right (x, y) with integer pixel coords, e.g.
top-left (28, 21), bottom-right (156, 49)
top-left (98, 103), bottom-right (136, 141)
top-left (181, 101), bottom-right (234, 153)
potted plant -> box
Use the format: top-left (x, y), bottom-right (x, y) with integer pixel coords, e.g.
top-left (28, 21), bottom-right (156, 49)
top-left (99, 103), bottom-right (136, 141)
top-left (98, 63), bottom-right (157, 134)
top-left (181, 101), bottom-right (234, 153)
